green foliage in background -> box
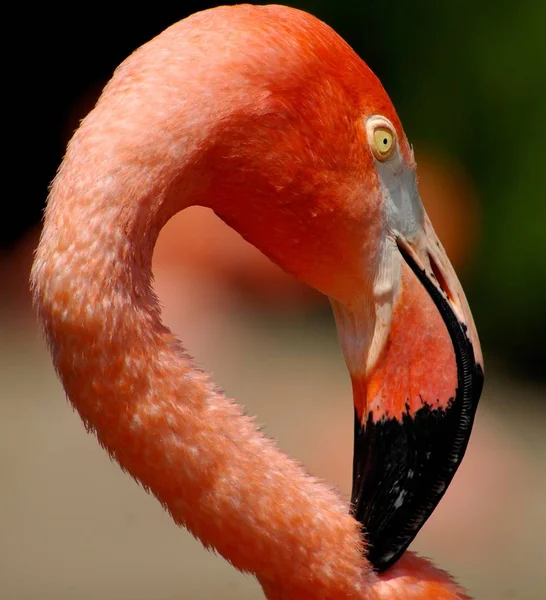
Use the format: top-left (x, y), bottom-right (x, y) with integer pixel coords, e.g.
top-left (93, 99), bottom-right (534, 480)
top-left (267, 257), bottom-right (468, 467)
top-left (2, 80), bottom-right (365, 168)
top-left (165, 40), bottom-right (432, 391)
top-left (290, 0), bottom-right (545, 378)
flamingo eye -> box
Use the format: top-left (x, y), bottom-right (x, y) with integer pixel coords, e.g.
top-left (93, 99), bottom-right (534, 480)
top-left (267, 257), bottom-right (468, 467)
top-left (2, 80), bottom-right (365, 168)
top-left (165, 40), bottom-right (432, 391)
top-left (372, 127), bottom-right (394, 160)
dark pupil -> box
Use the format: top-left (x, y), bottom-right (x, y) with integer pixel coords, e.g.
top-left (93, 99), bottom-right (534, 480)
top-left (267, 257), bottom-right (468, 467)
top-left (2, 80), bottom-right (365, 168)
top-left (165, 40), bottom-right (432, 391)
top-left (383, 138), bottom-right (388, 145)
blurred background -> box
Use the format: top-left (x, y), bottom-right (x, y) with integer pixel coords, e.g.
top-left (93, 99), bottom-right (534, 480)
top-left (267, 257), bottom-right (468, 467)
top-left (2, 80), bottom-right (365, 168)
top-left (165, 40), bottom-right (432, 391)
top-left (2, 2), bottom-right (545, 599)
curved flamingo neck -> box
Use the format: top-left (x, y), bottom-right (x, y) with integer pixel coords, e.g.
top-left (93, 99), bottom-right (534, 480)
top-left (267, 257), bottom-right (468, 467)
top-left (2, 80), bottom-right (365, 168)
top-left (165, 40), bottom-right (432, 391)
top-left (31, 6), bottom-right (471, 599)
top-left (31, 108), bottom-right (469, 600)
top-left (31, 92), bottom-right (372, 600)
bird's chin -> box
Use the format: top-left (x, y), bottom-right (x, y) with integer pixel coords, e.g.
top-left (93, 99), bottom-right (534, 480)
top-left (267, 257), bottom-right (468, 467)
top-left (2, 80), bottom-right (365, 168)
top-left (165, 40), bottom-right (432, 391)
top-left (334, 231), bottom-right (483, 573)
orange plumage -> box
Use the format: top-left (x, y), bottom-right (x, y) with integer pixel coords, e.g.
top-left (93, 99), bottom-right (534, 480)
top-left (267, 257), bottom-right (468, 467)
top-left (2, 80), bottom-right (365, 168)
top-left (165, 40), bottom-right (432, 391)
top-left (31, 5), bottom-right (482, 598)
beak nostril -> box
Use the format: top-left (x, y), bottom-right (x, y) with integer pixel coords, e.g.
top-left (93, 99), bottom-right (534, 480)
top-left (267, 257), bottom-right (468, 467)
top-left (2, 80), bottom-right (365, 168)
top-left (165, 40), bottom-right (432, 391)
top-left (428, 253), bottom-right (454, 304)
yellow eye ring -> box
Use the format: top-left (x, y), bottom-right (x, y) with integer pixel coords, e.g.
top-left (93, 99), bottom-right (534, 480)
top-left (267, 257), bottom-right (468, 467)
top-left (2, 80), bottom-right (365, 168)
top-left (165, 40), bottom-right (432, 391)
top-left (371, 126), bottom-right (395, 160)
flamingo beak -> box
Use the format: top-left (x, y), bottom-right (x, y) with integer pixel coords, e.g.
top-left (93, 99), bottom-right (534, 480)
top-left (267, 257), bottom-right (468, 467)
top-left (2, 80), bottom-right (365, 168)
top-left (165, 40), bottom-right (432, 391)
top-left (337, 167), bottom-right (484, 573)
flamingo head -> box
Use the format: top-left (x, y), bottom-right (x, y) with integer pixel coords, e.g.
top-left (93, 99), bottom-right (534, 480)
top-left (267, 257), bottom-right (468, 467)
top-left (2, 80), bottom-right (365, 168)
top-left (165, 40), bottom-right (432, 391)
top-left (193, 6), bottom-right (485, 574)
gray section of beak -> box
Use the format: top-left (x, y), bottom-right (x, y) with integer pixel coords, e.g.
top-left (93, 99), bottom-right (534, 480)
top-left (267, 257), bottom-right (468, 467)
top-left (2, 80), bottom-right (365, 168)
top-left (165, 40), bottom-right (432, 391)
top-left (377, 156), bottom-right (424, 245)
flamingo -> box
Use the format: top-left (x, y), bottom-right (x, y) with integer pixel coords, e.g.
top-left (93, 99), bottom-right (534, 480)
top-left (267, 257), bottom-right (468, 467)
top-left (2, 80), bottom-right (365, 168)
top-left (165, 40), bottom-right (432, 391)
top-left (31, 5), bottom-right (484, 599)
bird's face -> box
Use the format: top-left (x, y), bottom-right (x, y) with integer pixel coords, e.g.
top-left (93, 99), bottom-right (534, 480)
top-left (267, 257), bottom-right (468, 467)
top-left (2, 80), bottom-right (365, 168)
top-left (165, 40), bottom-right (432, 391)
top-left (333, 110), bottom-right (482, 392)
top-left (327, 108), bottom-right (484, 572)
